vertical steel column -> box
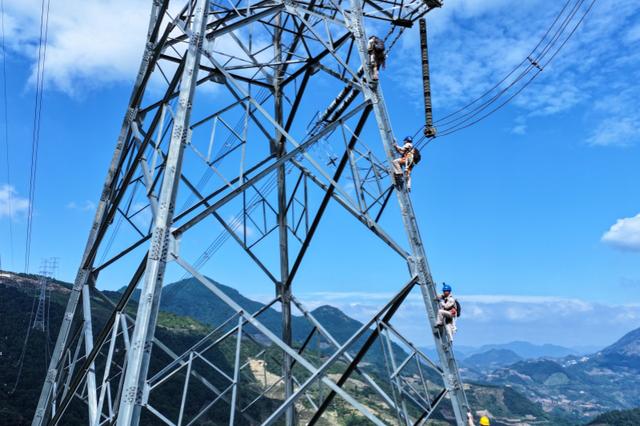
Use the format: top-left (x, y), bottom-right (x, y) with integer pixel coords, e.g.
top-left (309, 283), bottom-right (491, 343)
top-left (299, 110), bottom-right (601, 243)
top-left (31, 3), bottom-right (166, 425)
top-left (419, 18), bottom-right (436, 138)
top-left (347, 2), bottom-right (469, 425)
top-left (273, 11), bottom-right (295, 426)
top-left (228, 317), bottom-right (243, 425)
top-left (82, 275), bottom-right (98, 425)
top-left (116, 1), bottom-right (209, 424)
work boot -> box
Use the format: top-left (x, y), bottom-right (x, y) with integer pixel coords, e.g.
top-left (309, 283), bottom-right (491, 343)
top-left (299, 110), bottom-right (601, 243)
top-left (393, 173), bottom-right (403, 188)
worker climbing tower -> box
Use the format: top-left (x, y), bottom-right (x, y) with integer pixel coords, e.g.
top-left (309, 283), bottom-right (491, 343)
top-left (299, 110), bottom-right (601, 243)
top-left (33, 0), bottom-right (469, 424)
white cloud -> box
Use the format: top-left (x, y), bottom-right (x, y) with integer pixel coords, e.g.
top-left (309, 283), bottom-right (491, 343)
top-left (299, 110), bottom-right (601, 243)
top-left (586, 86), bottom-right (640, 146)
top-left (287, 289), bottom-right (640, 347)
top-left (0, 184), bottom-right (29, 219)
top-left (587, 117), bottom-right (640, 147)
top-left (511, 124), bottom-right (526, 135)
top-left (227, 214), bottom-right (255, 238)
top-left (625, 22), bottom-right (640, 43)
top-left (66, 200), bottom-right (96, 212)
top-left (4, 0), bottom-right (640, 149)
top-left (4, 0), bottom-right (149, 94)
top-left (602, 213), bottom-right (640, 251)
top-left (2, 0), bottom-right (278, 97)
top-left (389, 0), bottom-right (640, 146)
top-left (510, 116), bottom-right (527, 135)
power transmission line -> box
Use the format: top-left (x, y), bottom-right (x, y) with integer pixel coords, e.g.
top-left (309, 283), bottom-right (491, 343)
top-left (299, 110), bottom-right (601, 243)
top-left (432, 0), bottom-right (575, 128)
top-left (24, 0), bottom-right (53, 272)
top-left (434, 0), bottom-right (588, 136)
top-left (414, 0), bottom-right (597, 149)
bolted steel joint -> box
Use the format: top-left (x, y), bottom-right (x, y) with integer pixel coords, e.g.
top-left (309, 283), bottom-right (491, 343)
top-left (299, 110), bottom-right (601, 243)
top-left (125, 385), bottom-right (138, 404)
top-left (193, 34), bottom-right (203, 50)
top-left (172, 124), bottom-right (184, 142)
top-left (46, 368), bottom-right (58, 381)
top-left (126, 107), bottom-right (138, 124)
top-left (149, 228), bottom-right (169, 261)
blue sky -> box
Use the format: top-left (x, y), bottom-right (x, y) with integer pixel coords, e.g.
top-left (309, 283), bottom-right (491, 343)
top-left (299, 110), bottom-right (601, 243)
top-left (1, 0), bottom-right (639, 347)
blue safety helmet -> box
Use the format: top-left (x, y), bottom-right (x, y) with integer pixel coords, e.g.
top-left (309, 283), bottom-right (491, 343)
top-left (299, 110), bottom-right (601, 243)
top-left (442, 283), bottom-right (452, 293)
top-left (403, 136), bottom-right (413, 143)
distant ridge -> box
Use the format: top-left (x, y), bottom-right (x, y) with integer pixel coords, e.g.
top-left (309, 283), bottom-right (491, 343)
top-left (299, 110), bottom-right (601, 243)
top-left (118, 277), bottom-right (430, 379)
top-left (476, 341), bottom-right (578, 359)
top-left (463, 348), bottom-right (523, 369)
top-left (0, 270), bottom-right (577, 425)
top-left (119, 277), bottom-right (363, 344)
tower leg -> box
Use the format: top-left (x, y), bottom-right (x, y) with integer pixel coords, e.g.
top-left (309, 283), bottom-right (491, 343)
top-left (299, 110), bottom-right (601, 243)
top-left (273, 11), bottom-right (295, 426)
top-left (116, 1), bottom-right (210, 424)
top-left (81, 279), bottom-right (98, 425)
top-left (347, 2), bottom-right (469, 424)
top-left (31, 3), bottom-right (166, 424)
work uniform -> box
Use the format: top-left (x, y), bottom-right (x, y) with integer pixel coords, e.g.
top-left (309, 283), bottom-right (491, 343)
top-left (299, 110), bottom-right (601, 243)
top-left (436, 293), bottom-right (457, 341)
top-left (392, 142), bottom-right (415, 190)
top-left (367, 37), bottom-right (385, 80)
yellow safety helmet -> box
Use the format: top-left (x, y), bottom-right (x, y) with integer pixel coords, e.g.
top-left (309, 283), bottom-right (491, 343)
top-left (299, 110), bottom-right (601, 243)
top-left (479, 416), bottom-right (490, 426)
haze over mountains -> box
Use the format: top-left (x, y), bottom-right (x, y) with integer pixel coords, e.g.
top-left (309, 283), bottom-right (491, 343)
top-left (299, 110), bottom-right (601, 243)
top-left (418, 341), bottom-right (598, 370)
top-left (2, 271), bottom-right (560, 425)
top-left (123, 277), bottom-right (364, 344)
top-left (145, 278), bottom-right (640, 422)
top-left (2, 270), bottom-right (639, 425)
top-left (463, 327), bottom-right (640, 420)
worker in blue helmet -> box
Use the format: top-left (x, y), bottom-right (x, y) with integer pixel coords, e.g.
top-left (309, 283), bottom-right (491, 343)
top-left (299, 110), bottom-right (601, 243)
top-left (435, 282), bottom-right (458, 341)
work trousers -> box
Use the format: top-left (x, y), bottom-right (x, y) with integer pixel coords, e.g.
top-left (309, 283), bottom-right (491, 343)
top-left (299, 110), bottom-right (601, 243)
top-left (392, 157), bottom-right (414, 190)
top-left (436, 309), bottom-right (456, 341)
top-left (369, 53), bottom-right (380, 80)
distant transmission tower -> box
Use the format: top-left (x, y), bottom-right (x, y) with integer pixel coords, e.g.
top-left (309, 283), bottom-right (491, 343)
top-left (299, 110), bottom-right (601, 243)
top-left (12, 257), bottom-right (58, 394)
top-left (32, 257), bottom-right (58, 332)
top-left (34, 0), bottom-right (469, 425)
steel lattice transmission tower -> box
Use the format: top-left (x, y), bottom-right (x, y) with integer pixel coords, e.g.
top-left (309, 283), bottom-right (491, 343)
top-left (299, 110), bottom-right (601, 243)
top-left (33, 0), bottom-right (469, 424)
top-left (33, 258), bottom-right (58, 332)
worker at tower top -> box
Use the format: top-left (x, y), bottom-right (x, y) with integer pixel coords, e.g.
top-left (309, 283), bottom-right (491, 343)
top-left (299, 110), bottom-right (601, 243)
top-left (367, 35), bottom-right (386, 81)
top-left (467, 412), bottom-right (491, 426)
top-left (392, 136), bottom-right (421, 191)
top-left (435, 282), bottom-right (458, 341)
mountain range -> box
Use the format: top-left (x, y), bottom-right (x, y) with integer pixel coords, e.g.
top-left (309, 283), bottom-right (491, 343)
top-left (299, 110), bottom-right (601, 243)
top-left (462, 348), bottom-right (523, 369)
top-left (121, 277), bottom-right (364, 345)
top-left (420, 341), bottom-right (597, 366)
top-left (0, 271), bottom-right (550, 425)
top-left (2, 270), bottom-right (638, 425)
top-left (473, 341), bottom-right (587, 358)
top-left (588, 408), bottom-right (640, 426)
top-left (119, 277), bottom-right (424, 380)
top-left (467, 327), bottom-right (640, 422)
